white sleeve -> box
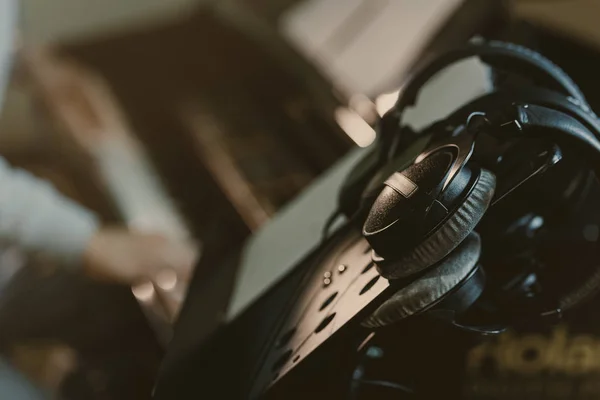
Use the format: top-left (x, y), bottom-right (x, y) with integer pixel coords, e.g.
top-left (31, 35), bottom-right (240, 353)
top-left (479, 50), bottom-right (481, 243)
top-left (0, 157), bottom-right (100, 268)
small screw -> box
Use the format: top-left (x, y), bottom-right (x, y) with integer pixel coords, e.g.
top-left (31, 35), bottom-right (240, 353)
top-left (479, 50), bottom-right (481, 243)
top-left (337, 265), bottom-right (347, 273)
top-left (323, 278), bottom-right (331, 286)
top-left (323, 271), bottom-right (332, 279)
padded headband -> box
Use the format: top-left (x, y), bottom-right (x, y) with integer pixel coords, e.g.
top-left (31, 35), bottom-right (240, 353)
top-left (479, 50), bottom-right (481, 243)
top-left (394, 41), bottom-right (588, 118)
top-left (444, 88), bottom-right (600, 140)
top-left (514, 104), bottom-right (600, 181)
top-left (447, 96), bottom-right (600, 183)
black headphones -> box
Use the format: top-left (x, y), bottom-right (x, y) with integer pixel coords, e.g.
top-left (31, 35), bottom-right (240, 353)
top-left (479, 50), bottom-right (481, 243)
top-left (338, 41), bottom-right (600, 330)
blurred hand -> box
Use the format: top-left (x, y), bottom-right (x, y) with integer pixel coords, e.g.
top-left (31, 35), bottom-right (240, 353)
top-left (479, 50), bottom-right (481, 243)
top-left (82, 226), bottom-right (198, 285)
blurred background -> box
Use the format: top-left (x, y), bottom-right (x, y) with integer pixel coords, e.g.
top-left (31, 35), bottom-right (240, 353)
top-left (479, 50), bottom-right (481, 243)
top-left (0, 0), bottom-right (598, 399)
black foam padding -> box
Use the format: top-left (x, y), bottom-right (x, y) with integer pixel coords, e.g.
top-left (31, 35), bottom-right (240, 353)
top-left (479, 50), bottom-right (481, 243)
top-left (362, 232), bottom-right (481, 328)
top-left (376, 169), bottom-right (495, 279)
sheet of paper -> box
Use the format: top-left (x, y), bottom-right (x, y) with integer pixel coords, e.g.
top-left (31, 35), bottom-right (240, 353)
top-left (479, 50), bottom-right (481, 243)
top-left (279, 0), bottom-right (464, 96)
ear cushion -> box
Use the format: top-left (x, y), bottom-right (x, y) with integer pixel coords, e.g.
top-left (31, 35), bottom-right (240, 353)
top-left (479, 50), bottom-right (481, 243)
top-left (363, 232), bottom-right (481, 328)
top-left (376, 169), bottom-right (495, 279)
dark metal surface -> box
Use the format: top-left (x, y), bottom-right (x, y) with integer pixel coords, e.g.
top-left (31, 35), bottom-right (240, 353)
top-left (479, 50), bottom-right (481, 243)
top-left (251, 231), bottom-right (389, 397)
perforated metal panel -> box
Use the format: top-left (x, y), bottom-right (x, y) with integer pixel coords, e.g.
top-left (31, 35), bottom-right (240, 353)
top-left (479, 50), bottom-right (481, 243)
top-left (250, 229), bottom-right (391, 397)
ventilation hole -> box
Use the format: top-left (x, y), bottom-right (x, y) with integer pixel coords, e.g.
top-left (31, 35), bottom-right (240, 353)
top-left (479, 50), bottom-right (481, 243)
top-left (363, 245), bottom-right (371, 254)
top-left (362, 262), bottom-right (375, 274)
top-left (272, 349), bottom-right (292, 372)
top-left (360, 276), bottom-right (380, 295)
top-left (292, 355), bottom-right (300, 363)
top-left (276, 327), bottom-right (296, 349)
top-left (315, 313), bottom-right (336, 334)
top-left (319, 292), bottom-right (338, 311)
top-left (523, 348), bottom-right (539, 361)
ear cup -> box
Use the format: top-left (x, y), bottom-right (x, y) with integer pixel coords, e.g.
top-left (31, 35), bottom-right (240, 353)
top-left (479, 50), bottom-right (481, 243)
top-left (363, 232), bottom-right (482, 328)
top-left (376, 169), bottom-right (496, 279)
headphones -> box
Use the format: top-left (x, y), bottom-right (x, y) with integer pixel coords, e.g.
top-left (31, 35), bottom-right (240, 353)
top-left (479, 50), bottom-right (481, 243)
top-left (337, 41), bottom-right (600, 330)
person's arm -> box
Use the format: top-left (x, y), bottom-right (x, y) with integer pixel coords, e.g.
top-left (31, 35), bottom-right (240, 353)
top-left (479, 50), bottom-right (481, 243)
top-left (0, 156), bottom-right (197, 284)
top-left (0, 156), bottom-right (98, 267)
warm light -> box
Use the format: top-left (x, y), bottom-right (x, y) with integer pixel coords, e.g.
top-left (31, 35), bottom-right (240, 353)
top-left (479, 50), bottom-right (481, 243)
top-left (156, 269), bottom-right (178, 291)
top-left (334, 107), bottom-right (376, 147)
top-left (349, 94), bottom-right (378, 124)
top-left (375, 89), bottom-right (401, 116)
top-left (132, 281), bottom-right (155, 302)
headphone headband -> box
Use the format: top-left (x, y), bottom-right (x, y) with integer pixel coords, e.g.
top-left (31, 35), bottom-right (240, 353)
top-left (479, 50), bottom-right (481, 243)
top-left (442, 88), bottom-right (600, 138)
top-left (393, 41), bottom-right (588, 118)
